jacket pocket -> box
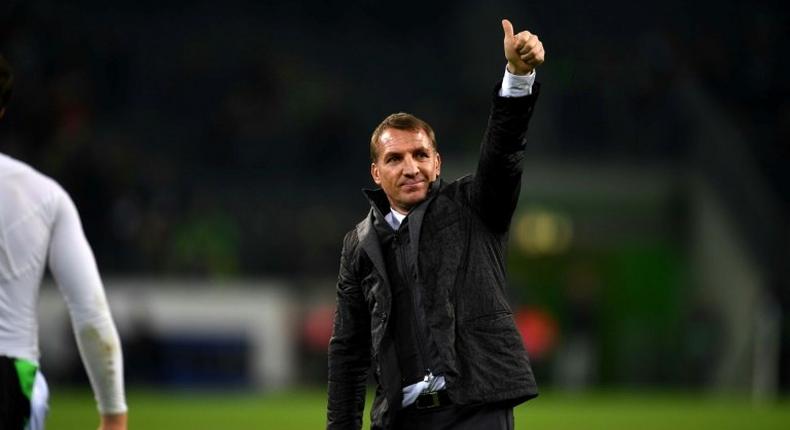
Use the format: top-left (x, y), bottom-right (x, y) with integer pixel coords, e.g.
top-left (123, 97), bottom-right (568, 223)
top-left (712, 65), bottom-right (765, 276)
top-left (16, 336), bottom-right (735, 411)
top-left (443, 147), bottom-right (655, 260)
top-left (456, 311), bottom-right (529, 397)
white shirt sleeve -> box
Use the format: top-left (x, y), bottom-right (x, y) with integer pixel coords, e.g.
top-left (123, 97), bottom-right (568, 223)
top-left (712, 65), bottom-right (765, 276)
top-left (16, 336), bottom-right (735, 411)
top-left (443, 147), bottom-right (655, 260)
top-left (47, 189), bottom-right (127, 414)
top-left (499, 67), bottom-right (536, 97)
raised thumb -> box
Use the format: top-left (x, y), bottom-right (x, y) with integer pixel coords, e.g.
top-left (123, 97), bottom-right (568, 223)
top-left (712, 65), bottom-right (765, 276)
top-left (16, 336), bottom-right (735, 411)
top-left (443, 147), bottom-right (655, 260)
top-left (501, 19), bottom-right (514, 39)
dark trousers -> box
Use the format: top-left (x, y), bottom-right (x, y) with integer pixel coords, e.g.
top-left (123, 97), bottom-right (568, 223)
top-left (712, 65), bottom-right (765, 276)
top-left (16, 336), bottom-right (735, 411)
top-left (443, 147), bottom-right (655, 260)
top-left (0, 355), bottom-right (29, 430)
top-left (392, 402), bottom-right (514, 430)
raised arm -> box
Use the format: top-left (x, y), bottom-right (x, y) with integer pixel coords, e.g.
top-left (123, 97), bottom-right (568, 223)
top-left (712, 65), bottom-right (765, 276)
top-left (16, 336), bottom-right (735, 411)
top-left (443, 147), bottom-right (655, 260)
top-left (47, 188), bottom-right (127, 430)
top-left (470, 19), bottom-right (544, 233)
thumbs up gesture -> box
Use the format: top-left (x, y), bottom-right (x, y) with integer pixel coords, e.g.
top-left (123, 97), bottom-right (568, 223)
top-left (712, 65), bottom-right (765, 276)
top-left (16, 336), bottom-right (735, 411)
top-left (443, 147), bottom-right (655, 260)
top-left (502, 19), bottom-right (545, 75)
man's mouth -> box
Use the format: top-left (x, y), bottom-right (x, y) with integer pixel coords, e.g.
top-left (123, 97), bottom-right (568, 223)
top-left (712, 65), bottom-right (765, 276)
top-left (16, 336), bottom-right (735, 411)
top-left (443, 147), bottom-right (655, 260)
top-left (400, 180), bottom-right (424, 188)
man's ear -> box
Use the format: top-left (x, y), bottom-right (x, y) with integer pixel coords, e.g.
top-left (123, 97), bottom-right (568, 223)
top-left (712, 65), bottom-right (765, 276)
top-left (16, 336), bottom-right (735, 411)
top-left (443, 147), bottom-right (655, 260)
top-left (371, 162), bottom-right (381, 185)
top-left (435, 152), bottom-right (441, 177)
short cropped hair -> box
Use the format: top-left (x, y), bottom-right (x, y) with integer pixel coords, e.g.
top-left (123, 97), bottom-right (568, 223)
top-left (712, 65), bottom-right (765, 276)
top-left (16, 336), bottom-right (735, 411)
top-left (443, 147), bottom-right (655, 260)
top-left (0, 54), bottom-right (13, 111)
top-left (370, 112), bottom-right (437, 162)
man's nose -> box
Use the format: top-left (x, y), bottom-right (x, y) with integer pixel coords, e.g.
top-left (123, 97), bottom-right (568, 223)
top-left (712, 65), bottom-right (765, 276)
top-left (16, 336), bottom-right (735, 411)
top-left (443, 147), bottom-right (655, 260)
top-left (402, 156), bottom-right (418, 175)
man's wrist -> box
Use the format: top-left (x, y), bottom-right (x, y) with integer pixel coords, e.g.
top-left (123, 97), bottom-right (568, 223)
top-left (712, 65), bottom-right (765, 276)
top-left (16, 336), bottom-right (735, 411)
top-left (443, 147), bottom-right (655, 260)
top-left (506, 63), bottom-right (533, 76)
top-left (99, 412), bottom-right (127, 430)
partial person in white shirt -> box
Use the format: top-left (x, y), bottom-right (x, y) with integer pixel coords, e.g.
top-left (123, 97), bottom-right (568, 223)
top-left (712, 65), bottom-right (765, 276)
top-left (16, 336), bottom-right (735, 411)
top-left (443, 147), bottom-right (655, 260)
top-left (0, 54), bottom-right (128, 430)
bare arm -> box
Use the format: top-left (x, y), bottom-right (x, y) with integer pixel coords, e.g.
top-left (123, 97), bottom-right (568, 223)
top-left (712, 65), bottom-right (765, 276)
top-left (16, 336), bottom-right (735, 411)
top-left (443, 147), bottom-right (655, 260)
top-left (99, 413), bottom-right (128, 430)
top-left (47, 187), bottom-right (127, 428)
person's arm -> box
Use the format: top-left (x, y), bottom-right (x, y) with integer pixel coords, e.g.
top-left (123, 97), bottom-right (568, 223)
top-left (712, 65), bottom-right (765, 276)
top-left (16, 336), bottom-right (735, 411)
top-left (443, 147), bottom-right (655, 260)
top-left (47, 186), bottom-right (127, 430)
top-left (327, 232), bottom-right (371, 430)
top-left (98, 414), bottom-right (127, 430)
top-left (470, 19), bottom-right (544, 233)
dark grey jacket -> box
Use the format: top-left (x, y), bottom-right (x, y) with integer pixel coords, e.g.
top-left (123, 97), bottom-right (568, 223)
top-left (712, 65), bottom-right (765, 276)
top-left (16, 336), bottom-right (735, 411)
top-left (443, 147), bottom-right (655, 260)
top-left (327, 84), bottom-right (540, 430)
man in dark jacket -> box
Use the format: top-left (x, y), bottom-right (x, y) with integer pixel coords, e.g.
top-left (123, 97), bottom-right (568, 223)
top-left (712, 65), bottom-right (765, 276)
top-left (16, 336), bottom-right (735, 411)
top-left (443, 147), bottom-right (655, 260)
top-left (327, 19), bottom-right (545, 430)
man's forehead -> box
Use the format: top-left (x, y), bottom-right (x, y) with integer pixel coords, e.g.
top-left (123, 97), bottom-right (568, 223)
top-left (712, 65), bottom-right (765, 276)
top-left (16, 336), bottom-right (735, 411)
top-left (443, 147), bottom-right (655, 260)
top-left (379, 128), bottom-right (431, 150)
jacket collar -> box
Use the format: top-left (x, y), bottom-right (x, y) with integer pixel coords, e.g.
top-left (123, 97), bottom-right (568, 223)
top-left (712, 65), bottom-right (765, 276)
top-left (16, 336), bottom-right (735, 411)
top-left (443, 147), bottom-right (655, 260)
top-left (357, 179), bottom-right (442, 281)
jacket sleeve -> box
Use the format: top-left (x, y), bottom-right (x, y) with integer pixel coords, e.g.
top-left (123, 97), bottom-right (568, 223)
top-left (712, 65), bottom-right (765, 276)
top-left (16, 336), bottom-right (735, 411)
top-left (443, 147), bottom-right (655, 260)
top-left (470, 83), bottom-right (540, 233)
top-left (327, 231), bottom-right (371, 430)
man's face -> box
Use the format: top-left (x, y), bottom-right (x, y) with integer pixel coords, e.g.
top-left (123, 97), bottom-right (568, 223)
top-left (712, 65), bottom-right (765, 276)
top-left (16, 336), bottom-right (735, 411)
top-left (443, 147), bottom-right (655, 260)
top-left (371, 128), bottom-right (441, 214)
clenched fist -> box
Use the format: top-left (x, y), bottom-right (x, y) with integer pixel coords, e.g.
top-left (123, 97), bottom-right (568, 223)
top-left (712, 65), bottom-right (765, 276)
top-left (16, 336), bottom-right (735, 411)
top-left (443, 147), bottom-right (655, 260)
top-left (502, 19), bottom-right (545, 75)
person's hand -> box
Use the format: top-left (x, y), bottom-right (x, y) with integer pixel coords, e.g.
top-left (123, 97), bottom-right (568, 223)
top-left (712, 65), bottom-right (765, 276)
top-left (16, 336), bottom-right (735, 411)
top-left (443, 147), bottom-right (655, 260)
top-left (502, 19), bottom-right (545, 75)
top-left (98, 412), bottom-right (127, 430)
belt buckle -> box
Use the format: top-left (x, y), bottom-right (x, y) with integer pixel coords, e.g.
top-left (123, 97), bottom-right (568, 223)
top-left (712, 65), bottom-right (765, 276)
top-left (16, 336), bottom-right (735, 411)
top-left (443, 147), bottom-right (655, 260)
top-left (416, 391), bottom-right (441, 410)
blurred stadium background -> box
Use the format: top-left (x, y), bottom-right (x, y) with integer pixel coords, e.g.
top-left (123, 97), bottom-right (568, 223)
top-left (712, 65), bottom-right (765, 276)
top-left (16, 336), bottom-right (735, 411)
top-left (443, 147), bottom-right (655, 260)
top-left (2, 0), bottom-right (789, 428)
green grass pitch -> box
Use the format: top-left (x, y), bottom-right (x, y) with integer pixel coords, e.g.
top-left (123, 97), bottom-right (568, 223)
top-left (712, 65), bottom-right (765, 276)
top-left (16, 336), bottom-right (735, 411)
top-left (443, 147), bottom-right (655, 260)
top-left (47, 387), bottom-right (790, 429)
